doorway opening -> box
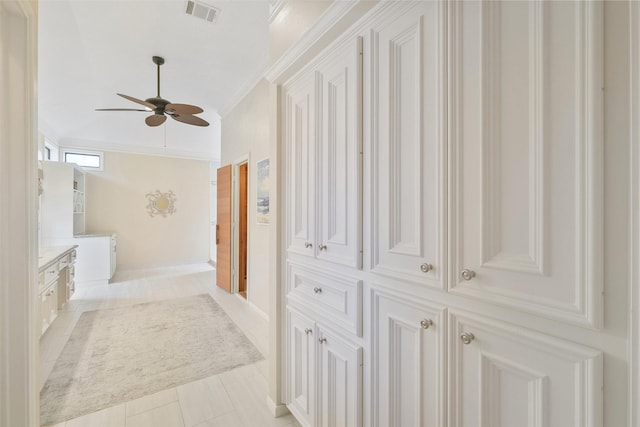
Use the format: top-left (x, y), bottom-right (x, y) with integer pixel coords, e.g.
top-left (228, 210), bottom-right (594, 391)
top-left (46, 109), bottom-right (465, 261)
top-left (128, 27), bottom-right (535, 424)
top-left (238, 162), bottom-right (248, 299)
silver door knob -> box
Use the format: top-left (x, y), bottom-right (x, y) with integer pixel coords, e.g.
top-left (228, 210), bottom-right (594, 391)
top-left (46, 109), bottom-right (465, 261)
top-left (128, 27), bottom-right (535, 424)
top-left (318, 244), bottom-right (327, 251)
top-left (304, 242), bottom-right (313, 248)
top-left (313, 287), bottom-right (322, 294)
top-left (460, 269), bottom-right (476, 281)
top-left (318, 338), bottom-right (327, 344)
top-left (305, 328), bottom-right (312, 335)
top-left (420, 319), bottom-right (433, 329)
top-left (460, 332), bottom-right (475, 344)
top-left (420, 263), bottom-right (433, 273)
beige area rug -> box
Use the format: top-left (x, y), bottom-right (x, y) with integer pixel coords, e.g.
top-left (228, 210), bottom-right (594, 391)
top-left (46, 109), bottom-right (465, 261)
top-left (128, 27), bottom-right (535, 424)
top-left (40, 294), bottom-right (264, 426)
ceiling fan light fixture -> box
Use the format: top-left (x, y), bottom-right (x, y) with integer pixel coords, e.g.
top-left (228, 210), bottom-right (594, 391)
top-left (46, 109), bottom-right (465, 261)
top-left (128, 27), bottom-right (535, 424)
top-left (96, 56), bottom-right (209, 128)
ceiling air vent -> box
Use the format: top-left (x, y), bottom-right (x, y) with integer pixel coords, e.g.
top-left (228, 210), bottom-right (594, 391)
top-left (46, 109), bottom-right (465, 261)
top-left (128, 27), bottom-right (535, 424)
top-left (185, 0), bottom-right (220, 23)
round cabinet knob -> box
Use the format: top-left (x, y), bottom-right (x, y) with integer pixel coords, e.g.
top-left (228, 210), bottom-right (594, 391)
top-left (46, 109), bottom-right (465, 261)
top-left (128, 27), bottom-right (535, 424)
top-left (304, 328), bottom-right (312, 335)
top-left (304, 242), bottom-right (313, 249)
top-left (460, 332), bottom-right (475, 345)
top-left (313, 287), bottom-right (322, 294)
top-left (420, 263), bottom-right (433, 273)
top-left (318, 244), bottom-right (327, 251)
top-left (318, 338), bottom-right (327, 344)
top-left (420, 319), bottom-right (433, 329)
top-left (460, 269), bottom-right (476, 281)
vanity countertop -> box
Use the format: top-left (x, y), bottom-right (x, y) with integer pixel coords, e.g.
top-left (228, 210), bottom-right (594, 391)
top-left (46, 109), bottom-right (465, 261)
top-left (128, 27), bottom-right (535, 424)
top-left (39, 245), bottom-right (78, 272)
top-left (73, 233), bottom-right (115, 238)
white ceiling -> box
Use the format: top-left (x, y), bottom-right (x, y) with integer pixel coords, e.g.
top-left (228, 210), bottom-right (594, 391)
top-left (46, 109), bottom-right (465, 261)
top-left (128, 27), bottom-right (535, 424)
top-left (38, 0), bottom-right (270, 161)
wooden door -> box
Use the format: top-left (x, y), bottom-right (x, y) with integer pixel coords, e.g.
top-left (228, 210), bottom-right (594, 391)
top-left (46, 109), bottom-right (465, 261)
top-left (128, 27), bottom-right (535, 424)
top-left (216, 165), bottom-right (232, 292)
top-left (238, 163), bottom-right (248, 298)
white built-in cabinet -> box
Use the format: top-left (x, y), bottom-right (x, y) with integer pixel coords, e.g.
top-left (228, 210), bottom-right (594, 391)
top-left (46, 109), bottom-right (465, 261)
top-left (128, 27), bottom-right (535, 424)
top-left (41, 161), bottom-right (85, 239)
top-left (448, 0), bottom-right (603, 328)
top-left (286, 38), bottom-right (362, 270)
top-left (284, 35), bottom-right (365, 427)
top-left (41, 161), bottom-right (116, 285)
top-left (282, 1), bottom-right (605, 427)
top-left (287, 306), bottom-right (362, 427)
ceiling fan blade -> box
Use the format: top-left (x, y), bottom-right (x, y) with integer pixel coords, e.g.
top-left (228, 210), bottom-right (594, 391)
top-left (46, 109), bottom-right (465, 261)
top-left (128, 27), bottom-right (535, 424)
top-left (165, 103), bottom-right (204, 115)
top-left (145, 114), bottom-right (167, 127)
top-left (95, 108), bottom-right (148, 111)
top-left (171, 114), bottom-right (209, 127)
top-left (117, 93), bottom-right (156, 110)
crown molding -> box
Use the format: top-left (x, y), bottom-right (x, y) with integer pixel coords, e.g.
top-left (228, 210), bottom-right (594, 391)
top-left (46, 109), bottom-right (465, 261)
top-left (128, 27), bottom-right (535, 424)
top-left (265, 0), bottom-right (376, 85)
top-left (218, 63), bottom-right (269, 119)
top-left (60, 138), bottom-right (219, 162)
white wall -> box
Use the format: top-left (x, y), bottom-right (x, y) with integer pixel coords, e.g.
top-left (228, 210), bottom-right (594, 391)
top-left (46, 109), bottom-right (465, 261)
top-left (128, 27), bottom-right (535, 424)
top-left (221, 79), bottom-right (270, 316)
top-left (269, 0), bottom-right (333, 64)
top-left (84, 151), bottom-right (210, 270)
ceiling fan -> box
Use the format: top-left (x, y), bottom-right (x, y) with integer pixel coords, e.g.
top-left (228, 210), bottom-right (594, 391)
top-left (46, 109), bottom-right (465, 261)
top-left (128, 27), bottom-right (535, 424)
top-left (96, 56), bottom-right (209, 127)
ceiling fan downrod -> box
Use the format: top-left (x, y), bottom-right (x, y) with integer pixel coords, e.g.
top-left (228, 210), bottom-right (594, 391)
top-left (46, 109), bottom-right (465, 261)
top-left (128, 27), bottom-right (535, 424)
top-left (152, 56), bottom-right (164, 98)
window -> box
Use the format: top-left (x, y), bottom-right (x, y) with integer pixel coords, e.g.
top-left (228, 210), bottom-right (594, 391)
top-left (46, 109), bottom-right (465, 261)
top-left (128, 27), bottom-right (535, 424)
top-left (61, 149), bottom-right (103, 171)
top-left (44, 146), bottom-right (51, 160)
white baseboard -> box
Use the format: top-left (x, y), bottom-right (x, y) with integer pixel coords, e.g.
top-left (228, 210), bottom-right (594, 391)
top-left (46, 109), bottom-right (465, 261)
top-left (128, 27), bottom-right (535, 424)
top-left (266, 396), bottom-right (290, 418)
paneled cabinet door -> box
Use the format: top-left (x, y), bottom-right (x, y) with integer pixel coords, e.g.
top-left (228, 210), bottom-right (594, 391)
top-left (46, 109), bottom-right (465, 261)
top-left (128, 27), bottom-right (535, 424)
top-left (370, 1), bottom-right (445, 288)
top-left (285, 38), bottom-right (363, 270)
top-left (449, 1), bottom-right (603, 327)
top-left (448, 312), bottom-right (603, 427)
top-left (371, 288), bottom-right (445, 427)
top-left (317, 325), bottom-right (363, 427)
top-left (315, 38), bottom-right (363, 269)
top-left (287, 308), bottom-right (316, 427)
top-left (284, 71), bottom-right (316, 259)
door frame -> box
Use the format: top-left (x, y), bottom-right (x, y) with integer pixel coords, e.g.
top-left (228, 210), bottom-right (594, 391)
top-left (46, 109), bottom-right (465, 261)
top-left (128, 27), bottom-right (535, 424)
top-left (630, 2), bottom-right (640, 425)
top-left (231, 153), bottom-right (251, 298)
top-left (0, 0), bottom-right (40, 425)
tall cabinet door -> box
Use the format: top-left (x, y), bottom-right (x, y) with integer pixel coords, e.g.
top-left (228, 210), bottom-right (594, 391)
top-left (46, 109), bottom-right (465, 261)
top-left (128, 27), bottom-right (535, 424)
top-left (284, 72), bottom-right (316, 258)
top-left (370, 2), bottom-right (445, 288)
top-left (449, 312), bottom-right (603, 427)
top-left (449, 1), bottom-right (604, 327)
top-left (315, 38), bottom-right (363, 269)
top-left (317, 325), bottom-right (362, 427)
top-left (287, 308), bottom-right (316, 427)
top-left (371, 288), bottom-right (445, 427)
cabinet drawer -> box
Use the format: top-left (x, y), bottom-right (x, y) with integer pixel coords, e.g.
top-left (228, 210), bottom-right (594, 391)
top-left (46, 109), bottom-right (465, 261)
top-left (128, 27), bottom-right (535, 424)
top-left (43, 264), bottom-right (59, 286)
top-left (57, 254), bottom-right (69, 270)
top-left (287, 262), bottom-right (362, 336)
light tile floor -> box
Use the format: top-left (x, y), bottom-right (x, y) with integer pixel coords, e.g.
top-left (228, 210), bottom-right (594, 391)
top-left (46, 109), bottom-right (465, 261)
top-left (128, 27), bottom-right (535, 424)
top-left (40, 264), bottom-right (300, 427)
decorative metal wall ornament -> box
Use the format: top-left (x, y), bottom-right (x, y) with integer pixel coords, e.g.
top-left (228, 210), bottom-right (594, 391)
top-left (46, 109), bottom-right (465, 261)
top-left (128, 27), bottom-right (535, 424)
top-left (146, 190), bottom-right (177, 217)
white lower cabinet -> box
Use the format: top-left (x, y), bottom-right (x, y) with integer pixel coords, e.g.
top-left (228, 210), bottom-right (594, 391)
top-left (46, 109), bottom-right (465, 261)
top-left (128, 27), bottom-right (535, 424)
top-left (448, 312), bottom-right (603, 427)
top-left (371, 288), bottom-right (445, 427)
top-left (287, 306), bottom-right (363, 427)
top-left (39, 282), bottom-right (58, 334)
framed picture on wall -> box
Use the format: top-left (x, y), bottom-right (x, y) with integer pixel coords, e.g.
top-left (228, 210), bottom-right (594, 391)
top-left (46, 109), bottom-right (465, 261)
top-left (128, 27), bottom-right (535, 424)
top-left (256, 157), bottom-right (270, 224)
